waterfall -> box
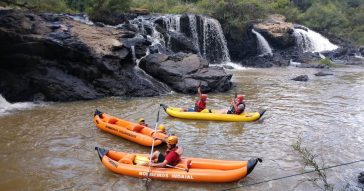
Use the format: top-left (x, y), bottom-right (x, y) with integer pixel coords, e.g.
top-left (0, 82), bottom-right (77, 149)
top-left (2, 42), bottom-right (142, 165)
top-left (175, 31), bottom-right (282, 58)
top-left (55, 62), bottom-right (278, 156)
top-left (127, 14), bottom-right (231, 64)
top-left (163, 15), bottom-right (181, 32)
top-left (0, 95), bottom-right (12, 113)
top-left (200, 16), bottom-right (231, 63)
top-left (252, 29), bottom-right (273, 56)
top-left (131, 45), bottom-right (136, 64)
top-left (188, 15), bottom-right (200, 55)
top-left (293, 28), bottom-right (338, 53)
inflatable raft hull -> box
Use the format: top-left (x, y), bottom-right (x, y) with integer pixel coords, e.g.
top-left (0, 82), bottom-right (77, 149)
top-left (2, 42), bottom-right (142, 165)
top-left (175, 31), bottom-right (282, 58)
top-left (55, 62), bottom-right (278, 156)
top-left (95, 147), bottom-right (261, 183)
top-left (93, 110), bottom-right (168, 146)
top-left (162, 104), bottom-right (266, 122)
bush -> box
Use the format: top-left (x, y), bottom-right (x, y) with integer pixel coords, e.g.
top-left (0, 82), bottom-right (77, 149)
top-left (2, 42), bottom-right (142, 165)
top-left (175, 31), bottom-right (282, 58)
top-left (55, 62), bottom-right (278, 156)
top-left (320, 58), bottom-right (333, 67)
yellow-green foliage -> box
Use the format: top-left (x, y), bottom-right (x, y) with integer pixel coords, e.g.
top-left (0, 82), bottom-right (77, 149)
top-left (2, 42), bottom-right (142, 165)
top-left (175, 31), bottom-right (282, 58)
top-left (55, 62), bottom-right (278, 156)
top-left (2, 0), bottom-right (363, 45)
top-left (9, 0), bottom-right (73, 13)
top-left (320, 58), bottom-right (333, 67)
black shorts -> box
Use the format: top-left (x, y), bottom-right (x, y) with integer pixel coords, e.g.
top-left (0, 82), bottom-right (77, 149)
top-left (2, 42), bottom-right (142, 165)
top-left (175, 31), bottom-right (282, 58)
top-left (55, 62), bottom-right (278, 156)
top-left (157, 153), bottom-right (165, 163)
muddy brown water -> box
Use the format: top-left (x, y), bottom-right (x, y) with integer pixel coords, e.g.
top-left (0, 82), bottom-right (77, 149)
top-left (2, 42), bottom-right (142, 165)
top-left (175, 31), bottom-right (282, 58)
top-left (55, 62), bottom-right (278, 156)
top-left (0, 65), bottom-right (363, 191)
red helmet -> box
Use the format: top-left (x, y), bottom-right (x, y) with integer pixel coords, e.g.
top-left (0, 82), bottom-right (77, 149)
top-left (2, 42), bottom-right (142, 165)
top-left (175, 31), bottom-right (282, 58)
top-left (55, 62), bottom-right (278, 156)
top-left (201, 94), bottom-right (208, 100)
top-left (237, 95), bottom-right (245, 101)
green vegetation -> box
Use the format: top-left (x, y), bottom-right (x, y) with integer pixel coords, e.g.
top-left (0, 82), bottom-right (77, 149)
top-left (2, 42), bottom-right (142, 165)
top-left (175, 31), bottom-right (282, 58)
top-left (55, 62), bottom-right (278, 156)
top-left (319, 58), bottom-right (334, 67)
top-left (1, 0), bottom-right (363, 45)
top-left (292, 136), bottom-right (334, 191)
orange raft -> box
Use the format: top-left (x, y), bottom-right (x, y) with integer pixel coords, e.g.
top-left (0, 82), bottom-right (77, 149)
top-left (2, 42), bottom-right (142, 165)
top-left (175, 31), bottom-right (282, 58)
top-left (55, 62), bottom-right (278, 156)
top-left (93, 110), bottom-right (168, 146)
top-left (95, 147), bottom-right (261, 183)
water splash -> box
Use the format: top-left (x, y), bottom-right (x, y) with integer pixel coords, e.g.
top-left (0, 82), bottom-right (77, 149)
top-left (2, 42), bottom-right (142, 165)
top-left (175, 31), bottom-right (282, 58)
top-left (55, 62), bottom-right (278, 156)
top-left (67, 14), bottom-right (94, 25)
top-left (293, 28), bottom-right (338, 53)
top-left (223, 62), bottom-right (247, 70)
top-left (289, 59), bottom-right (301, 66)
top-left (0, 94), bottom-right (40, 115)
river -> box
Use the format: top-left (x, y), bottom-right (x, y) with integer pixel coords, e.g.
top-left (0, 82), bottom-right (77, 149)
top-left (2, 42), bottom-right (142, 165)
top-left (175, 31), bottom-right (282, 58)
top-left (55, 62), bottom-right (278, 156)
top-left (0, 64), bottom-right (363, 191)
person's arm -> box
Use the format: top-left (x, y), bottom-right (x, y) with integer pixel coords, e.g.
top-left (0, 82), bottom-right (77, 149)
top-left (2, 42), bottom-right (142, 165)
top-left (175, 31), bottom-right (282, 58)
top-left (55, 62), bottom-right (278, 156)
top-left (197, 87), bottom-right (202, 99)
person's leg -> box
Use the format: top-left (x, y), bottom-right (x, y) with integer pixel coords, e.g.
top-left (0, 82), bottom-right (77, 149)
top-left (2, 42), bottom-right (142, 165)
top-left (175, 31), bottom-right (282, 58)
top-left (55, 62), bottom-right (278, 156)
top-left (151, 150), bottom-right (160, 161)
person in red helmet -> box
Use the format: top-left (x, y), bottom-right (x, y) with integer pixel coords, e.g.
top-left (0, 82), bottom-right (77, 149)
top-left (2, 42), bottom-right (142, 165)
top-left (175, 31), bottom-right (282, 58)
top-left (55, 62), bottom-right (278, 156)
top-left (221, 94), bottom-right (246, 114)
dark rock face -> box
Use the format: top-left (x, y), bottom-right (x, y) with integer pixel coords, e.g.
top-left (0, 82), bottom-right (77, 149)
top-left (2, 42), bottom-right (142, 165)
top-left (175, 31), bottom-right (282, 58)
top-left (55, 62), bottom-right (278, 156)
top-left (0, 10), bottom-right (171, 102)
top-left (168, 31), bottom-right (198, 54)
top-left (139, 53), bottom-right (232, 93)
top-left (359, 171), bottom-right (364, 184)
top-left (291, 75), bottom-right (309, 82)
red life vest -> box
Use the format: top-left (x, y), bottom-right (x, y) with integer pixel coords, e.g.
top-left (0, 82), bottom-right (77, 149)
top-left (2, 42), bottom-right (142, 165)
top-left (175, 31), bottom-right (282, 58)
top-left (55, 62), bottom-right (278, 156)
top-left (194, 99), bottom-right (206, 112)
top-left (165, 147), bottom-right (180, 166)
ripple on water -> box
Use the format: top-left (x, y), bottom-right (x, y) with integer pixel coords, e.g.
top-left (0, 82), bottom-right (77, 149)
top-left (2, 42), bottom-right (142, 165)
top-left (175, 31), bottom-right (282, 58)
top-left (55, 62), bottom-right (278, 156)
top-left (1, 66), bottom-right (364, 190)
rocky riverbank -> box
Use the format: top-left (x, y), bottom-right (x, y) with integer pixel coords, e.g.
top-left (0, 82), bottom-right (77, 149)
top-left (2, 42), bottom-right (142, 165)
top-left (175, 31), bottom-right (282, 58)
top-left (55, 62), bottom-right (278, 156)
top-left (0, 9), bottom-right (232, 102)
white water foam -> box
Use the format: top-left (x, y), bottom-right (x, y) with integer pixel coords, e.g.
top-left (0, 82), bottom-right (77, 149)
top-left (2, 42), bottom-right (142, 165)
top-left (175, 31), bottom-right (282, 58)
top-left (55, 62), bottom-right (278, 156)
top-left (0, 94), bottom-right (40, 115)
top-left (289, 59), bottom-right (301, 66)
top-left (294, 28), bottom-right (338, 53)
top-left (214, 62), bottom-right (247, 70)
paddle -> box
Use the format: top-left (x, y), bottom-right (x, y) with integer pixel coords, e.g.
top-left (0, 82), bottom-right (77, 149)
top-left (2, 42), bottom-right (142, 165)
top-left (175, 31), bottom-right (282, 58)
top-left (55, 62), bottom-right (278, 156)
top-left (166, 164), bottom-right (189, 172)
top-left (145, 104), bottom-right (162, 188)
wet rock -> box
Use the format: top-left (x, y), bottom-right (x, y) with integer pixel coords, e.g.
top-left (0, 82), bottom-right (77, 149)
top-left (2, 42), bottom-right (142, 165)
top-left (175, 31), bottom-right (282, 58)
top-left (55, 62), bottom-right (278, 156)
top-left (0, 10), bottom-right (170, 102)
top-left (168, 31), bottom-right (198, 54)
top-left (139, 53), bottom-right (232, 93)
top-left (253, 14), bottom-right (295, 49)
top-left (297, 63), bottom-right (328, 69)
top-left (291, 75), bottom-right (309, 82)
top-left (359, 171), bottom-right (364, 183)
top-left (314, 71), bottom-right (334, 76)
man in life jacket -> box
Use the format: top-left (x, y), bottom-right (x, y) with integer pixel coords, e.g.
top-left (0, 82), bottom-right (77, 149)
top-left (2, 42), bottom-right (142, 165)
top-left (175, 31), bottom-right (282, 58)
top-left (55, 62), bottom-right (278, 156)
top-left (138, 118), bottom-right (149, 127)
top-left (149, 135), bottom-right (183, 167)
top-left (184, 87), bottom-right (208, 112)
top-left (223, 95), bottom-right (246, 114)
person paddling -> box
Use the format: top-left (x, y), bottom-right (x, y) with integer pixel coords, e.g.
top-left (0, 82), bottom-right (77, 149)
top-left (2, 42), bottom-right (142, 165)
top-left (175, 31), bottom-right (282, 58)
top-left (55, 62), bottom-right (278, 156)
top-left (138, 118), bottom-right (149, 127)
top-left (185, 87), bottom-right (207, 112)
top-left (148, 135), bottom-right (183, 167)
top-left (221, 94), bottom-right (246, 114)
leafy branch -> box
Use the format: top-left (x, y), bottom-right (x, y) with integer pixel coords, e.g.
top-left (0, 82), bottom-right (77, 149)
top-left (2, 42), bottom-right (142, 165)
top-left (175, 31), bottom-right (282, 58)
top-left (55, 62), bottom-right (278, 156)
top-left (292, 136), bottom-right (334, 191)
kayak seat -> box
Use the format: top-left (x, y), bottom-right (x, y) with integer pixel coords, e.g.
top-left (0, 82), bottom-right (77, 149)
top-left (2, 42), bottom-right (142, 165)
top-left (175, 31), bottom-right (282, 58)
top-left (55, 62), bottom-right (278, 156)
top-left (108, 118), bottom-right (118, 124)
top-left (132, 124), bottom-right (144, 132)
top-left (119, 154), bottom-right (136, 164)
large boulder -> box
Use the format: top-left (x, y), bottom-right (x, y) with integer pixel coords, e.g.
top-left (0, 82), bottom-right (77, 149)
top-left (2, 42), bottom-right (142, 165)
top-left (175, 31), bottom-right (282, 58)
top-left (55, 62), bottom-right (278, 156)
top-left (139, 53), bottom-right (232, 93)
top-left (253, 14), bottom-right (295, 49)
top-left (0, 10), bottom-right (171, 102)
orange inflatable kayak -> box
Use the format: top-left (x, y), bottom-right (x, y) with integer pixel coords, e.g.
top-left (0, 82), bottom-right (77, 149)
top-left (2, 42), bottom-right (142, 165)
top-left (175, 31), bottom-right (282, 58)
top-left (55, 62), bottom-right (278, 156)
top-left (95, 147), bottom-right (261, 183)
top-left (93, 110), bottom-right (168, 146)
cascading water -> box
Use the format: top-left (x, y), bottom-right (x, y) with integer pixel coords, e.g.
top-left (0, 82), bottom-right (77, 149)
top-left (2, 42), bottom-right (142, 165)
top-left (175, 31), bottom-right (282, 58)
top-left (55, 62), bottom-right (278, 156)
top-left (293, 28), bottom-right (338, 53)
top-left (252, 29), bottom-right (273, 56)
top-left (200, 16), bottom-right (231, 63)
top-left (131, 45), bottom-right (136, 64)
top-left (128, 14), bottom-right (231, 64)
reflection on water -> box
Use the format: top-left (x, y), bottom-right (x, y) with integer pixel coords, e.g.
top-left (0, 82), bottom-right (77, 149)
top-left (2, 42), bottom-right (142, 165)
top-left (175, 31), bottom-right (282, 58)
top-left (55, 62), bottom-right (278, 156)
top-left (0, 65), bottom-right (364, 190)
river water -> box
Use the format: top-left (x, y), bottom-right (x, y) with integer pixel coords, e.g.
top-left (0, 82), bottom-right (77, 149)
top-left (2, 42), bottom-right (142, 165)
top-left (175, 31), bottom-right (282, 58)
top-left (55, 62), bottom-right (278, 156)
top-left (0, 64), bottom-right (363, 191)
